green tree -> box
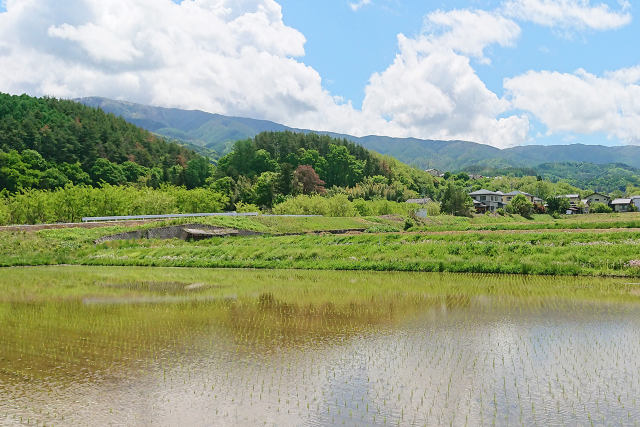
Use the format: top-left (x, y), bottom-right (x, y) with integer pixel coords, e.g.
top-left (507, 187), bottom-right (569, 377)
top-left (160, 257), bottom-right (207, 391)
top-left (253, 171), bottom-right (279, 208)
top-left (184, 157), bottom-right (211, 189)
top-left (440, 182), bottom-right (473, 217)
top-left (506, 194), bottom-right (534, 219)
top-left (39, 168), bottom-right (69, 189)
top-left (90, 158), bottom-right (126, 185)
top-left (590, 202), bottom-right (612, 213)
top-left (546, 197), bottom-right (570, 215)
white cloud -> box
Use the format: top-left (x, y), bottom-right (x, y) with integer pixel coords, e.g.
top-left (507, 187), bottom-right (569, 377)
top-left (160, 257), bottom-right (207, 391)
top-left (361, 32), bottom-right (530, 148)
top-left (422, 9), bottom-right (521, 62)
top-left (502, 0), bottom-right (632, 30)
top-left (0, 0), bottom-right (533, 148)
top-left (0, 0), bottom-right (370, 133)
top-left (3, 0), bottom-right (631, 149)
top-left (349, 0), bottom-right (371, 12)
top-left (504, 68), bottom-right (640, 144)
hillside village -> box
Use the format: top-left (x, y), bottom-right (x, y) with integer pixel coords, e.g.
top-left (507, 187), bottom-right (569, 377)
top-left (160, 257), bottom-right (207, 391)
top-left (467, 190), bottom-right (640, 214)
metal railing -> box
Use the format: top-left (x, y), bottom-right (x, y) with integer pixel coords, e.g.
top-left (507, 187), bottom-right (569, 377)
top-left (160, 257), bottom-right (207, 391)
top-left (81, 212), bottom-right (321, 222)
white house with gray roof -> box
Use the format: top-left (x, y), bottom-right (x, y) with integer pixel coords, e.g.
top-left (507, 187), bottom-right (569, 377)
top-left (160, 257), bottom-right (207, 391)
top-left (468, 189), bottom-right (506, 213)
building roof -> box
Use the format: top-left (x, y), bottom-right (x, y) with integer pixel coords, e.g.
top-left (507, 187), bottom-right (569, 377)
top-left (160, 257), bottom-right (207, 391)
top-left (562, 194), bottom-right (580, 199)
top-left (505, 190), bottom-right (532, 197)
top-left (469, 189), bottom-right (501, 196)
top-left (611, 198), bottom-right (632, 204)
top-left (585, 192), bottom-right (610, 198)
top-left (406, 198), bottom-right (433, 204)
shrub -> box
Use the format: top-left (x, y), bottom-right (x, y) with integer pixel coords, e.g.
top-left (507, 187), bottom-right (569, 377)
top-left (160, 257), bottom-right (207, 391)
top-left (235, 202), bottom-right (261, 213)
top-left (425, 202), bottom-right (441, 216)
top-left (590, 203), bottom-right (612, 214)
top-left (507, 194), bottom-right (534, 219)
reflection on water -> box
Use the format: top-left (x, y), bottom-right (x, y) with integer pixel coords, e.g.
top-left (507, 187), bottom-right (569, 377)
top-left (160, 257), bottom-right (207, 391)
top-left (1, 270), bottom-right (640, 426)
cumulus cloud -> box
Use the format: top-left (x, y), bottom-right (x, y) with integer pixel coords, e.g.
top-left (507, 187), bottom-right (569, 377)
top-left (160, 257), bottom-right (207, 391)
top-left (1, 0), bottom-right (632, 148)
top-left (504, 68), bottom-right (640, 143)
top-left (358, 9), bottom-right (529, 148)
top-left (422, 9), bottom-right (521, 62)
top-left (0, 0), bottom-right (533, 148)
top-left (0, 0), bottom-right (375, 134)
top-left (361, 32), bottom-right (529, 148)
top-left (502, 0), bottom-right (632, 30)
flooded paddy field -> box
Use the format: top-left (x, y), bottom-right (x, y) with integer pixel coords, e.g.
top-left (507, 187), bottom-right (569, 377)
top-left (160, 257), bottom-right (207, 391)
top-left (1, 267), bottom-right (640, 426)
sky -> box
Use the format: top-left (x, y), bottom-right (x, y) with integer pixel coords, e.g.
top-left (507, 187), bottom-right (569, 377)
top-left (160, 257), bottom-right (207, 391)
top-left (0, 0), bottom-right (638, 148)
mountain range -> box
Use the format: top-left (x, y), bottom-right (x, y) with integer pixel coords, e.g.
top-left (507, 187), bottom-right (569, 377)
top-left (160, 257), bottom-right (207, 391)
top-left (77, 97), bottom-right (640, 171)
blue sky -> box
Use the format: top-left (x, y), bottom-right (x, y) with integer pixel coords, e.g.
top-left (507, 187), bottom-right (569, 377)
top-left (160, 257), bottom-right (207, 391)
top-left (279, 0), bottom-right (638, 121)
top-left (0, 0), bottom-right (638, 148)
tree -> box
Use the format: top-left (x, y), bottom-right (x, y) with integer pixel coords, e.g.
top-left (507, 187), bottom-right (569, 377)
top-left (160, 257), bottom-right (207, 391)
top-left (39, 168), bottom-right (69, 189)
top-left (546, 196), bottom-right (570, 214)
top-left (590, 202), bottom-right (612, 213)
top-left (506, 194), bottom-right (534, 219)
top-left (440, 182), bottom-right (473, 217)
top-left (292, 165), bottom-right (326, 195)
top-left (184, 157), bottom-right (211, 189)
top-left (253, 171), bottom-right (279, 208)
top-left (90, 158), bottom-right (126, 185)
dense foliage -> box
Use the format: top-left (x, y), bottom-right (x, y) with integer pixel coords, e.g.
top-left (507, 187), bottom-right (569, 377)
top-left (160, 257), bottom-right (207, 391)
top-left (0, 184), bottom-right (227, 225)
top-left (212, 132), bottom-right (435, 208)
top-left (0, 93), bottom-right (204, 192)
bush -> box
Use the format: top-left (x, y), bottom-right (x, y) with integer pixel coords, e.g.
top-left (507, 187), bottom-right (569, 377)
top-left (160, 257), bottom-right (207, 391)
top-left (507, 194), bottom-right (534, 219)
top-left (235, 202), bottom-right (261, 213)
top-left (425, 202), bottom-right (441, 216)
top-left (272, 194), bottom-right (412, 217)
top-left (496, 208), bottom-right (506, 216)
top-left (403, 218), bottom-right (415, 231)
top-left (3, 184), bottom-right (229, 224)
top-left (590, 202), bottom-right (612, 214)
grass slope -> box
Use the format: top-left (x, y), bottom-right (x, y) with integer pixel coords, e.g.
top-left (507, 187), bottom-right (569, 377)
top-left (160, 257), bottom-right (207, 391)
top-left (2, 213), bottom-right (640, 277)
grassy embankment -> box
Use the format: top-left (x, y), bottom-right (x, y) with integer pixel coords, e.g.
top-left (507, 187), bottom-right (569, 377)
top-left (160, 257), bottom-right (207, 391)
top-left (2, 213), bottom-right (640, 276)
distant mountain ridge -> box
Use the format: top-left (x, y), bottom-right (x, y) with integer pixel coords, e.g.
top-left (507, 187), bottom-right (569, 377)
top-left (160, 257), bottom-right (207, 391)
top-left (77, 97), bottom-right (640, 170)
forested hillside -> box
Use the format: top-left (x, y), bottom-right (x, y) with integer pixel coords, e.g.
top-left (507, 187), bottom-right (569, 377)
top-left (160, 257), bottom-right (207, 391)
top-left (0, 93), bottom-right (205, 192)
top-left (78, 97), bottom-right (640, 171)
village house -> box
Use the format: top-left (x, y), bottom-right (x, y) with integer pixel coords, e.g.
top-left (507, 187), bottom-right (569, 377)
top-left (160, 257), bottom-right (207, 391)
top-left (503, 191), bottom-right (535, 204)
top-left (611, 198), bottom-right (633, 213)
top-left (425, 169), bottom-right (445, 178)
top-left (632, 196), bottom-right (640, 210)
top-left (468, 189), bottom-right (505, 213)
top-left (584, 192), bottom-right (611, 206)
top-left (558, 194), bottom-right (583, 214)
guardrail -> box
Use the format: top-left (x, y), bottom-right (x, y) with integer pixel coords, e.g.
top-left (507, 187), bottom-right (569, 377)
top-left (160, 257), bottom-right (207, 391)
top-left (82, 212), bottom-right (260, 222)
top-left (81, 212), bottom-right (322, 222)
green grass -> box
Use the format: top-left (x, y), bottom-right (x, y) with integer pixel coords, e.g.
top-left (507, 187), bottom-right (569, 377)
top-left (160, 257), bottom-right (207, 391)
top-left (415, 212), bottom-right (640, 232)
top-left (2, 225), bottom-right (640, 277)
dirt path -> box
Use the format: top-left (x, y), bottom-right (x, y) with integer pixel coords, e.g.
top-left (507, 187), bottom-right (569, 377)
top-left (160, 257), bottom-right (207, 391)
top-left (0, 219), bottom-right (168, 232)
top-left (2, 220), bottom-right (640, 237)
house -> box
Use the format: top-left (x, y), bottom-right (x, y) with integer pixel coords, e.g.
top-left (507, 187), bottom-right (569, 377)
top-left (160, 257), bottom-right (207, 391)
top-left (405, 198), bottom-right (433, 205)
top-left (468, 189), bottom-right (506, 213)
top-left (560, 194), bottom-right (581, 204)
top-left (632, 196), bottom-right (640, 210)
top-left (558, 194), bottom-right (583, 213)
top-left (425, 169), bottom-right (445, 178)
top-left (503, 191), bottom-right (535, 204)
top-left (611, 198), bottom-right (633, 212)
top-left (533, 197), bottom-right (544, 205)
top-left (584, 192), bottom-right (611, 206)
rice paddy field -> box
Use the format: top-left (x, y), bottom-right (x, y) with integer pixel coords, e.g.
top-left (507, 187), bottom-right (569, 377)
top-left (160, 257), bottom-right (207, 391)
top-left (2, 266), bottom-right (640, 426)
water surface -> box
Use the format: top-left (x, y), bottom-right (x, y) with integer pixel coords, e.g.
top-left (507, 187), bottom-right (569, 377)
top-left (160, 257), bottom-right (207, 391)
top-left (1, 267), bottom-right (639, 425)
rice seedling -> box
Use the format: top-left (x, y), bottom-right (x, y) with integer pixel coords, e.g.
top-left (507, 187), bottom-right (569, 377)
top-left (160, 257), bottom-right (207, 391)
top-left (0, 266), bottom-right (639, 425)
